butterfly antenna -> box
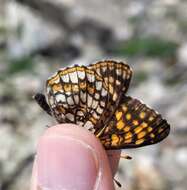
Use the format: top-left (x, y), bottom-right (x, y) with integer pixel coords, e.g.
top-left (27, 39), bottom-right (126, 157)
top-left (120, 153), bottom-right (132, 160)
top-left (114, 178), bottom-right (122, 188)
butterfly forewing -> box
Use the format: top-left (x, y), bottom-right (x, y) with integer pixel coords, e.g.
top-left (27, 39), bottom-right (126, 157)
top-left (88, 60), bottom-right (133, 135)
top-left (89, 60), bottom-right (132, 99)
top-left (99, 96), bottom-right (170, 149)
top-left (46, 65), bottom-right (111, 132)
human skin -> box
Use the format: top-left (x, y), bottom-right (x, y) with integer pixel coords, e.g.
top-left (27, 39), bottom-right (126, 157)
top-left (30, 124), bottom-right (121, 190)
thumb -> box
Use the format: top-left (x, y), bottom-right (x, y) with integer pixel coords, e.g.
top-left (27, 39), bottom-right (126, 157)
top-left (31, 124), bottom-right (120, 190)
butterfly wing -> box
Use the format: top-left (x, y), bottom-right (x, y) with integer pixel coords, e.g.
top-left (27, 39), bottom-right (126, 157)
top-left (44, 61), bottom-right (170, 150)
top-left (47, 65), bottom-right (117, 134)
top-left (99, 96), bottom-right (170, 149)
top-left (89, 60), bottom-right (132, 96)
top-left (88, 60), bottom-right (133, 135)
top-left (46, 61), bottom-right (133, 135)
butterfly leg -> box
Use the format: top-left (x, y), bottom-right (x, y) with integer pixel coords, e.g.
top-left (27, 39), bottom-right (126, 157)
top-left (114, 178), bottom-right (122, 188)
top-left (108, 152), bottom-right (132, 160)
top-left (120, 153), bottom-right (132, 160)
top-left (33, 93), bottom-right (52, 116)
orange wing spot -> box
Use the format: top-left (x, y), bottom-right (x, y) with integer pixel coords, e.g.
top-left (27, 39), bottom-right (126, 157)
top-left (59, 70), bottom-right (68, 75)
top-left (59, 67), bottom-right (77, 76)
top-left (80, 82), bottom-right (86, 89)
top-left (133, 120), bottom-right (139, 126)
top-left (138, 131), bottom-right (146, 139)
top-left (125, 132), bottom-right (132, 139)
top-left (116, 111), bottom-right (123, 121)
top-left (112, 134), bottom-right (119, 141)
top-left (140, 112), bottom-right (146, 119)
top-left (135, 139), bottom-right (144, 145)
top-left (76, 67), bottom-right (85, 72)
top-left (117, 120), bottom-right (124, 130)
top-left (134, 126), bottom-right (143, 134)
top-left (126, 113), bottom-right (131, 120)
top-left (150, 133), bottom-right (155, 138)
top-left (124, 138), bottom-right (132, 143)
top-left (141, 122), bottom-right (148, 128)
top-left (52, 83), bottom-right (63, 92)
top-left (67, 67), bottom-right (76, 73)
top-left (122, 106), bottom-right (128, 112)
top-left (111, 134), bottom-right (120, 145)
top-left (64, 84), bottom-right (71, 92)
top-left (148, 127), bottom-right (153, 132)
top-left (72, 85), bottom-right (79, 92)
top-left (57, 106), bottom-right (65, 113)
top-left (123, 125), bottom-right (130, 132)
top-left (48, 74), bottom-right (60, 85)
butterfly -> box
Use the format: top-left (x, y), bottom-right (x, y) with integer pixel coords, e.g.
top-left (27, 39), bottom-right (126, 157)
top-left (34, 60), bottom-right (170, 150)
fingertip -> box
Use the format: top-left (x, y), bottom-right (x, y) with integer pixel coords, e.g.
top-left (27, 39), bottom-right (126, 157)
top-left (31, 124), bottom-right (119, 190)
top-left (107, 150), bottom-right (121, 176)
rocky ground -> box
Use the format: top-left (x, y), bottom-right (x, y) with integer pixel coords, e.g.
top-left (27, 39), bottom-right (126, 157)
top-left (0, 0), bottom-right (187, 190)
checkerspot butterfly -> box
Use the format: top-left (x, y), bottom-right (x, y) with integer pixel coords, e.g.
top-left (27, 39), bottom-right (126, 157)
top-left (34, 60), bottom-right (170, 149)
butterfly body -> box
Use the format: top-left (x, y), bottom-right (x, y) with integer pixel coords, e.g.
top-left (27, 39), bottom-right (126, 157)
top-left (34, 60), bottom-right (170, 150)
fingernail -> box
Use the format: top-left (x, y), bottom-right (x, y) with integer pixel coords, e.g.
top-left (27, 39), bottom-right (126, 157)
top-left (37, 135), bottom-right (99, 190)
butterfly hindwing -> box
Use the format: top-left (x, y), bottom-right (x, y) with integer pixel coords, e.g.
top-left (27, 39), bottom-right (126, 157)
top-left (99, 96), bottom-right (170, 149)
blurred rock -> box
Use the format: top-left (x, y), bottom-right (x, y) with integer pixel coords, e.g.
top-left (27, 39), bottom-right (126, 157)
top-left (32, 41), bottom-right (81, 61)
top-left (6, 1), bottom-right (63, 59)
top-left (74, 19), bottom-right (116, 53)
top-left (131, 158), bottom-right (168, 190)
top-left (175, 148), bottom-right (187, 168)
top-left (166, 89), bottom-right (187, 131)
top-left (177, 43), bottom-right (187, 67)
